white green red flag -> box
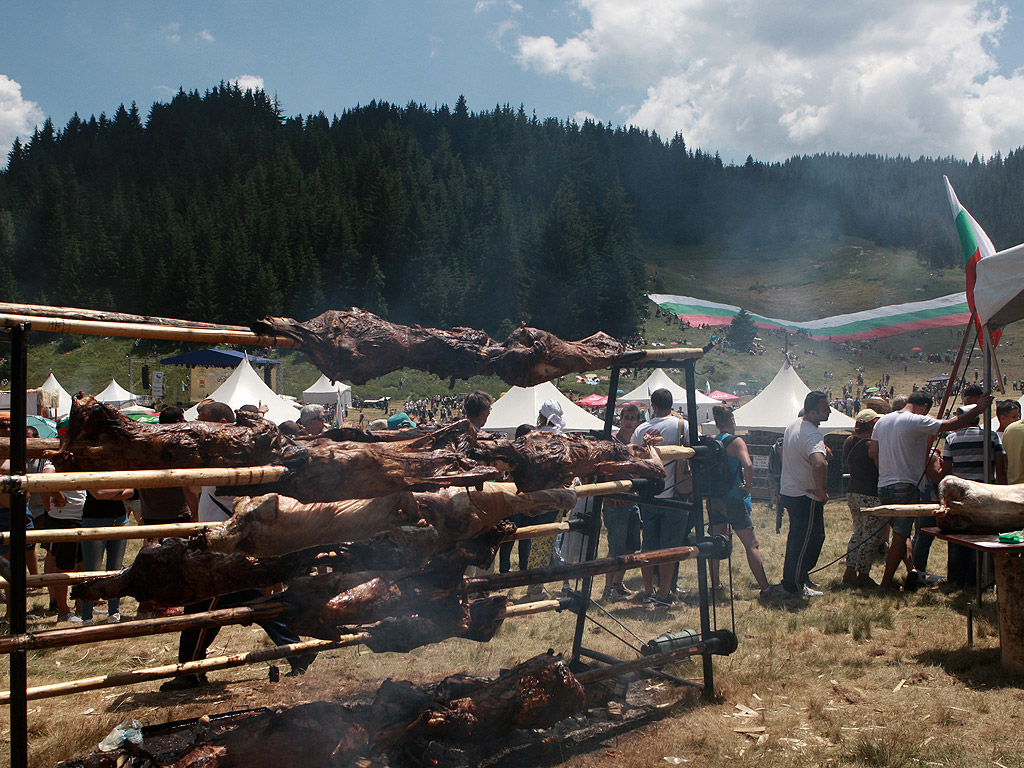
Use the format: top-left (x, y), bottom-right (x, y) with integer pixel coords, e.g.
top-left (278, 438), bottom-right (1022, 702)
top-left (943, 175), bottom-right (1000, 346)
top-left (648, 293), bottom-right (970, 342)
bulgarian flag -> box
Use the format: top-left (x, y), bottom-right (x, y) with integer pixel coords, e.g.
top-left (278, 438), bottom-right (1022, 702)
top-left (944, 175), bottom-right (1001, 346)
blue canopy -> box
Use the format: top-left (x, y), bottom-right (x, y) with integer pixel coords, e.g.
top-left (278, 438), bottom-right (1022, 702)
top-left (160, 349), bottom-right (280, 367)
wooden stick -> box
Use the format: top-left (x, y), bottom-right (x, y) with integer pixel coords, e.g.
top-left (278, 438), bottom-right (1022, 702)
top-left (640, 347), bottom-right (704, 361)
top-left (0, 603), bottom-right (287, 654)
top-left (0, 313), bottom-right (299, 348)
top-left (509, 522), bottom-right (570, 540)
top-left (860, 503), bottom-right (941, 517)
top-left (0, 302), bottom-right (252, 332)
top-left (0, 598), bottom-right (572, 703)
top-left (1, 522), bottom-right (212, 546)
top-left (0, 438), bottom-right (59, 459)
top-left (0, 637), bottom-right (359, 704)
top-left (1, 465), bottom-right (289, 494)
top-left (0, 571), bottom-right (115, 589)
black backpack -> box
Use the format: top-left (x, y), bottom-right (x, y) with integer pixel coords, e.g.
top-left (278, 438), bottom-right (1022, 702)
top-left (700, 434), bottom-right (741, 498)
top-left (768, 436), bottom-right (784, 479)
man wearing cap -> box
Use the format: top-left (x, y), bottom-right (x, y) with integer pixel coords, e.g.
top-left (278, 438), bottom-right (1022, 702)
top-left (940, 404), bottom-right (1006, 585)
top-left (875, 390), bottom-right (992, 591)
top-left (841, 409), bottom-right (886, 586)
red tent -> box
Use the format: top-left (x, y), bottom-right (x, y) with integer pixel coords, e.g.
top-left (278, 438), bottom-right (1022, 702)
top-left (575, 394), bottom-right (608, 407)
top-left (708, 390), bottom-right (740, 402)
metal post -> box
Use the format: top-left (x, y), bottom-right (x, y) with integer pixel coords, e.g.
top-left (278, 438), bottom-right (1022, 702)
top-left (9, 323), bottom-right (29, 768)
top-left (684, 359), bottom-right (714, 698)
top-left (571, 366), bottom-right (620, 667)
top-left (983, 325), bottom-right (993, 482)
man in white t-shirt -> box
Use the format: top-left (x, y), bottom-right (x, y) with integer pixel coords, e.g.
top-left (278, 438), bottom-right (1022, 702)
top-left (875, 390), bottom-right (991, 591)
top-left (631, 387), bottom-right (690, 607)
top-left (771, 391), bottom-right (831, 599)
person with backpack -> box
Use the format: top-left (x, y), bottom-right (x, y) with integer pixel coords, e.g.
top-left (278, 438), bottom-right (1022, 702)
top-left (706, 405), bottom-right (771, 598)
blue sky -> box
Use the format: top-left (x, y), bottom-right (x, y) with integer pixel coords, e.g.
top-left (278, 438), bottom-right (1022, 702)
top-left (3, 0), bottom-right (1024, 165)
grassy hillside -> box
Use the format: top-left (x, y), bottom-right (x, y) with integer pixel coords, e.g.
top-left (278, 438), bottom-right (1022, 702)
top-left (18, 236), bottom-right (1016, 410)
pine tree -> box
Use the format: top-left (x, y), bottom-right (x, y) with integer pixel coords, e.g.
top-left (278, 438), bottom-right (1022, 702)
top-left (727, 309), bottom-right (758, 352)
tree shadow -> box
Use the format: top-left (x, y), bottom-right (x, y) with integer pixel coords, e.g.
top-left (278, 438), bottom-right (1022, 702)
top-left (916, 645), bottom-right (1024, 689)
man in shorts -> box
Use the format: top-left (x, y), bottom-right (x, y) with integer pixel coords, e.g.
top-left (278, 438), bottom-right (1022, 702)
top-left (706, 405), bottom-right (770, 597)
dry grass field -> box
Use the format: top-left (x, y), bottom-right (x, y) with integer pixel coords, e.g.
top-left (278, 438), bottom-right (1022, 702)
top-left (2, 499), bottom-right (1023, 768)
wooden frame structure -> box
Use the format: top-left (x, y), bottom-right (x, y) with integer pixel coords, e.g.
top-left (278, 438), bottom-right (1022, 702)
top-left (0, 308), bottom-right (734, 767)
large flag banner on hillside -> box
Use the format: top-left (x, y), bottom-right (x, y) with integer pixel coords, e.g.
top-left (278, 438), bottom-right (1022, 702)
top-left (648, 293), bottom-right (970, 342)
top-left (943, 175), bottom-right (1001, 346)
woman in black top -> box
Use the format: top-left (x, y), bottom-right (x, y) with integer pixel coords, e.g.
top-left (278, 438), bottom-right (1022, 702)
top-left (80, 489), bottom-right (132, 624)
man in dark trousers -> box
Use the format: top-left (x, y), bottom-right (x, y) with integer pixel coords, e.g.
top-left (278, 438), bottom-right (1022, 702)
top-left (774, 391), bottom-right (831, 599)
top-left (160, 401), bottom-right (315, 691)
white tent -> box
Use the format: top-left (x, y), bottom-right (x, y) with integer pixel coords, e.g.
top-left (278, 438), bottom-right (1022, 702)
top-left (184, 358), bottom-right (301, 425)
top-left (39, 372), bottom-right (73, 417)
top-left (619, 368), bottom-right (719, 424)
top-left (94, 379), bottom-right (138, 409)
top-left (484, 381), bottom-right (604, 434)
top-left (726, 362), bottom-right (855, 435)
top-left (302, 373), bottom-right (353, 410)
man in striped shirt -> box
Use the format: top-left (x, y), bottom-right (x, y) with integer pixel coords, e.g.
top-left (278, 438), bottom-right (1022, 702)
top-left (941, 404), bottom-right (1006, 585)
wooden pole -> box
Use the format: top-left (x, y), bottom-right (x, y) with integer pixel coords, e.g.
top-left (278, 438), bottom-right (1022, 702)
top-left (860, 503), bottom-right (941, 517)
top-left (1, 465), bottom-right (289, 495)
top-left (0, 603), bottom-right (286, 654)
top-left (0, 313), bottom-right (299, 348)
top-left (1, 522), bottom-right (211, 546)
top-left (0, 571), bottom-right (115, 589)
top-left (640, 348), bottom-right (704, 361)
top-left (0, 438), bottom-right (59, 459)
top-left (0, 302), bottom-right (252, 332)
top-left (0, 598), bottom-right (572, 703)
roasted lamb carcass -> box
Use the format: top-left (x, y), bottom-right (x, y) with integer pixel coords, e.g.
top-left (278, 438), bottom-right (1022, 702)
top-left (205, 484), bottom-right (574, 558)
top-left (938, 475), bottom-right (1024, 533)
top-left (51, 396), bottom-right (282, 471)
top-left (251, 308), bottom-right (643, 387)
top-left (69, 537), bottom-right (317, 606)
top-left (468, 429), bottom-right (666, 492)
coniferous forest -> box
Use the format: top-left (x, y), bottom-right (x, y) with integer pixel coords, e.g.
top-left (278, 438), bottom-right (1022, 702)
top-left (2, 83), bottom-right (1023, 339)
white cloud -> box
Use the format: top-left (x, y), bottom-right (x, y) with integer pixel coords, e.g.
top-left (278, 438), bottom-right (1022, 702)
top-left (0, 74), bottom-right (45, 158)
top-left (231, 75), bottom-right (265, 93)
top-left (162, 22), bottom-right (181, 44)
top-left (197, 29), bottom-right (215, 43)
top-left (514, 0), bottom-right (1024, 161)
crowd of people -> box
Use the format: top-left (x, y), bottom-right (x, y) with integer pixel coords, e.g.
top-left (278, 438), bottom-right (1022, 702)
top-left (1, 373), bottom-right (1018, 689)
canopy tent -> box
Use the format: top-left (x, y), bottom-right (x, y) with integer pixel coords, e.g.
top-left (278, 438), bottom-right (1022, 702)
top-left (484, 381), bottom-right (604, 434)
top-left (575, 394), bottom-right (608, 407)
top-left (39, 372), bottom-right (73, 417)
top-left (184, 358), bottom-right (300, 425)
top-left (160, 349), bottom-right (280, 367)
top-left (708, 390), bottom-right (740, 402)
top-left (619, 368), bottom-right (719, 424)
top-left (302, 373), bottom-right (353, 410)
top-left (973, 242), bottom-right (1024, 328)
top-left (725, 362), bottom-right (855, 435)
top-left (94, 379), bottom-right (138, 409)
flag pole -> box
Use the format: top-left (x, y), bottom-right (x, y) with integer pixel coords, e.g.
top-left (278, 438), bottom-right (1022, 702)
top-left (935, 311), bottom-right (977, 420)
top-left (983, 325), bottom-right (994, 482)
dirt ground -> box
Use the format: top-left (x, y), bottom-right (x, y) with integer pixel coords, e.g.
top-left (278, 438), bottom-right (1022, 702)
top-left (3, 499), bottom-right (1024, 768)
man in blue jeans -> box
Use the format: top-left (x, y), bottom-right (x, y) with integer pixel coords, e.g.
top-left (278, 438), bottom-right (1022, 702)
top-left (875, 390), bottom-right (992, 591)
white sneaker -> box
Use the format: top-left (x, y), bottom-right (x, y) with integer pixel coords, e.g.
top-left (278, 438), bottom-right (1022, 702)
top-left (108, 612), bottom-right (121, 623)
top-left (802, 585), bottom-right (824, 597)
top-left (58, 613), bottom-right (83, 624)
